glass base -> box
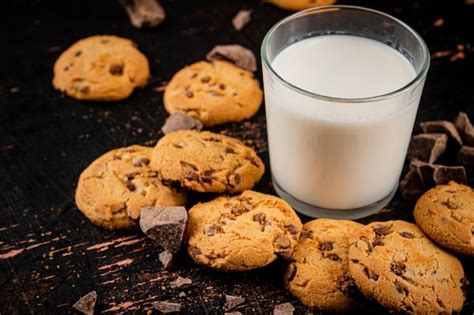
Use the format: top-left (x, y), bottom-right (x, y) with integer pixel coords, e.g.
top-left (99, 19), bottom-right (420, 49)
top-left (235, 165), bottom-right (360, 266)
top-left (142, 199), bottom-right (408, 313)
top-left (272, 178), bottom-right (397, 220)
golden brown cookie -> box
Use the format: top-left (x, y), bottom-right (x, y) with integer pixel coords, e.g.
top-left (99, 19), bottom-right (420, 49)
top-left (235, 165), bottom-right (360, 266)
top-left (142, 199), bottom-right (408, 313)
top-left (285, 219), bottom-right (364, 312)
top-left (75, 145), bottom-right (186, 230)
top-left (163, 60), bottom-right (263, 126)
top-left (186, 190), bottom-right (302, 271)
top-left (265, 0), bottom-right (336, 11)
top-left (150, 130), bottom-right (264, 193)
top-left (349, 220), bottom-right (466, 314)
top-left (53, 35), bottom-right (149, 101)
top-left (414, 181), bottom-right (474, 256)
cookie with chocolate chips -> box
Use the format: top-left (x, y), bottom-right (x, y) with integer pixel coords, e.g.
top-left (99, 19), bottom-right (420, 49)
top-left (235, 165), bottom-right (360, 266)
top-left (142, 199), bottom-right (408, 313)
top-left (414, 181), bottom-right (474, 256)
top-left (53, 35), bottom-right (149, 101)
top-left (186, 190), bottom-right (302, 271)
top-left (75, 145), bottom-right (186, 230)
top-left (349, 220), bottom-right (466, 314)
top-left (163, 60), bottom-right (263, 126)
top-left (150, 130), bottom-right (264, 193)
top-left (285, 219), bottom-right (364, 312)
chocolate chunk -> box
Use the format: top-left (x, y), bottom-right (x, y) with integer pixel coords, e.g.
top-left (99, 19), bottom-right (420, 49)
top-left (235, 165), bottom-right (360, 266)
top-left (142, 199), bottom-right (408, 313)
top-left (458, 146), bottom-right (474, 165)
top-left (286, 224), bottom-right (298, 234)
top-left (109, 64), bottom-right (124, 76)
top-left (188, 246), bottom-right (201, 259)
top-left (273, 302), bottom-right (295, 315)
top-left (139, 206), bottom-right (188, 253)
top-left (152, 301), bottom-right (181, 313)
top-left (170, 276), bottom-right (192, 289)
top-left (232, 9), bottom-right (252, 31)
top-left (161, 112), bottom-right (202, 134)
top-left (286, 263), bottom-right (296, 282)
top-left (185, 89), bottom-right (194, 98)
top-left (75, 50), bottom-right (82, 57)
top-left (454, 112), bottom-right (474, 146)
top-left (399, 169), bottom-right (425, 201)
top-left (364, 267), bottom-right (379, 281)
top-left (253, 213), bottom-right (266, 225)
top-left (73, 291), bottom-right (97, 315)
top-left (318, 242), bottom-right (333, 251)
top-left (225, 295), bottom-right (246, 310)
top-left (206, 44), bottom-right (257, 72)
top-left (327, 254), bottom-right (340, 261)
top-left (300, 230), bottom-right (313, 240)
top-left (372, 239), bottom-right (384, 247)
top-left (373, 225), bottom-right (391, 236)
top-left (201, 75), bottom-right (211, 83)
top-left (390, 261), bottom-right (406, 275)
top-left (395, 280), bottom-right (409, 295)
top-left (276, 236), bottom-right (291, 249)
top-left (225, 312), bottom-right (242, 315)
top-left (184, 170), bottom-right (199, 181)
top-left (433, 165), bottom-right (467, 184)
top-left (159, 249), bottom-right (173, 269)
top-left (245, 156), bottom-right (260, 167)
top-left (205, 225), bottom-right (219, 236)
top-left (132, 157), bottom-right (150, 167)
top-left (420, 120), bottom-right (463, 145)
top-left (407, 133), bottom-right (447, 163)
top-left (120, 0), bottom-right (165, 28)
top-left (399, 231), bottom-right (415, 239)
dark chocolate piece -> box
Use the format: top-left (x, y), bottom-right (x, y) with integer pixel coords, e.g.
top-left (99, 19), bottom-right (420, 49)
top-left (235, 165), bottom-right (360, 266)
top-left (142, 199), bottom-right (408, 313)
top-left (120, 0), bottom-right (165, 28)
top-left (169, 276), bottom-right (192, 289)
top-left (159, 249), bottom-right (173, 269)
top-left (225, 312), bottom-right (242, 315)
top-left (161, 112), bottom-right (203, 134)
top-left (458, 146), bottom-right (474, 165)
top-left (152, 301), bottom-right (181, 313)
top-left (433, 165), bottom-right (467, 184)
top-left (139, 206), bottom-right (187, 253)
top-left (273, 302), bottom-right (295, 315)
top-left (232, 9), bottom-right (252, 31)
top-left (407, 133), bottom-right (447, 163)
top-left (420, 120), bottom-right (463, 145)
top-left (454, 112), bottom-right (474, 146)
top-left (225, 295), bottom-right (246, 310)
top-left (206, 45), bottom-right (257, 72)
top-left (72, 291), bottom-right (97, 315)
top-left (399, 168), bottom-right (424, 201)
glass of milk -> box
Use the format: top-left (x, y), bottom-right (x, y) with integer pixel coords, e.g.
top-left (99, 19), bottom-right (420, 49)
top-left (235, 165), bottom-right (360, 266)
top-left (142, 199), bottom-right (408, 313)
top-left (261, 6), bottom-right (430, 219)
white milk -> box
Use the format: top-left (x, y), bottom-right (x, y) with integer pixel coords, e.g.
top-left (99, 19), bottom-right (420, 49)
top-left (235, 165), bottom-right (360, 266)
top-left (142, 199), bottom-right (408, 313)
top-left (265, 35), bottom-right (422, 210)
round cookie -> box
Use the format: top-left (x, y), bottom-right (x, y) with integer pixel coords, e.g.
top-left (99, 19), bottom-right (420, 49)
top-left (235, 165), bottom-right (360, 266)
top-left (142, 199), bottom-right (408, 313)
top-left (285, 219), bottom-right (364, 312)
top-left (163, 60), bottom-right (263, 126)
top-left (150, 130), bottom-right (264, 193)
top-left (53, 35), bottom-right (149, 101)
top-left (75, 145), bottom-right (186, 230)
top-left (414, 181), bottom-right (474, 256)
top-left (186, 190), bottom-right (303, 271)
top-left (266, 0), bottom-right (336, 11)
top-left (349, 220), bottom-right (466, 314)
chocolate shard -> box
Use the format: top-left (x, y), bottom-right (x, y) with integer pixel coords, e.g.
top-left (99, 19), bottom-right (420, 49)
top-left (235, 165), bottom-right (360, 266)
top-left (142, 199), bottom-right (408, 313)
top-left (399, 168), bottom-right (425, 201)
top-left (458, 146), bottom-right (474, 165)
top-left (232, 9), bottom-right (252, 31)
top-left (420, 120), bottom-right (463, 145)
top-left (206, 45), bottom-right (257, 72)
top-left (433, 165), bottom-right (467, 184)
top-left (225, 295), bottom-right (246, 310)
top-left (169, 276), bottom-right (192, 289)
top-left (139, 206), bottom-right (188, 253)
top-left (159, 249), bottom-right (173, 269)
top-left (161, 112), bottom-right (203, 134)
top-left (152, 301), bottom-right (181, 313)
top-left (407, 133), bottom-right (447, 163)
top-left (72, 291), bottom-right (97, 315)
top-left (273, 302), bottom-right (295, 315)
top-left (119, 0), bottom-right (165, 28)
top-left (454, 112), bottom-right (474, 146)
top-left (225, 312), bottom-right (243, 315)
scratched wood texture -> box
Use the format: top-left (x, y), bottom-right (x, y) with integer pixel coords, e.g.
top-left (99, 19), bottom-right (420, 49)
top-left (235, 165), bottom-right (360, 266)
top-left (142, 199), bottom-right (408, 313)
top-left (1, 0), bottom-right (474, 313)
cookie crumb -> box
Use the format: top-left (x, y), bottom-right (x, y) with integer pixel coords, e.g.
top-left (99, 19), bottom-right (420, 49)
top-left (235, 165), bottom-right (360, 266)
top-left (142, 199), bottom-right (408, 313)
top-left (161, 112), bottom-right (203, 135)
top-left (152, 301), bottom-right (181, 313)
top-left (225, 295), bottom-right (246, 310)
top-left (159, 249), bottom-right (173, 269)
top-left (232, 9), bottom-right (252, 31)
top-left (273, 302), bottom-right (295, 315)
top-left (72, 291), bottom-right (97, 315)
top-left (169, 276), bottom-right (192, 289)
top-left (206, 44), bottom-right (257, 72)
top-left (119, 0), bottom-right (165, 28)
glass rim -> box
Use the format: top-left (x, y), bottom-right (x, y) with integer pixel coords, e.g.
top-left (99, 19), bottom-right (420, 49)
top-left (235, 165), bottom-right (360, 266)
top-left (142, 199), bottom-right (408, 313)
top-left (260, 5), bottom-right (431, 103)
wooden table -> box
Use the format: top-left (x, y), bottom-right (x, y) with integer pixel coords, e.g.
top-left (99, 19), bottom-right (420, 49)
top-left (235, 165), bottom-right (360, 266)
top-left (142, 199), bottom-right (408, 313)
top-left (1, 0), bottom-right (473, 313)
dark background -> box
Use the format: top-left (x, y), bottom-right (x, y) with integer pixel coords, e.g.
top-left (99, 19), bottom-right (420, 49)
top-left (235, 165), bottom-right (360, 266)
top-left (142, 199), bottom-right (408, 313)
top-left (1, 0), bottom-right (473, 313)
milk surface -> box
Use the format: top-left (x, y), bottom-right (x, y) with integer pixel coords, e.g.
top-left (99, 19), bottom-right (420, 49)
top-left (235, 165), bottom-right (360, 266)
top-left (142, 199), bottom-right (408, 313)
top-left (265, 35), bottom-right (421, 210)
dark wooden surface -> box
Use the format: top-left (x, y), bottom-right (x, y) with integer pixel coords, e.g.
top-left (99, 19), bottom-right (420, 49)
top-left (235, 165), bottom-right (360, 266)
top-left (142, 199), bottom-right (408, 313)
top-left (1, 0), bottom-right (474, 313)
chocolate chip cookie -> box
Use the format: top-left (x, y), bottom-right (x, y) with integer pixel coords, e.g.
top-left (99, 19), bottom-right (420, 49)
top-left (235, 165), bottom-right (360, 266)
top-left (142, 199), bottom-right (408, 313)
top-left (349, 220), bottom-right (466, 314)
top-left (150, 130), bottom-right (264, 193)
top-left (186, 190), bottom-right (302, 271)
top-left (163, 60), bottom-right (263, 126)
top-left (75, 145), bottom-right (186, 230)
top-left (414, 181), bottom-right (474, 256)
top-left (266, 0), bottom-right (336, 11)
top-left (53, 35), bottom-right (149, 101)
top-left (285, 219), bottom-right (364, 311)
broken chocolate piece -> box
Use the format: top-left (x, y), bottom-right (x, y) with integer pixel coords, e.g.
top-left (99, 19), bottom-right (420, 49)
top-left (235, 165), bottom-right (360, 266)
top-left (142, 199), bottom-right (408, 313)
top-left (109, 64), bottom-right (124, 76)
top-left (232, 9), bottom-right (252, 31)
top-left (454, 112), bottom-right (474, 146)
top-left (273, 302), bottom-right (295, 315)
top-left (73, 291), bottom-right (97, 315)
top-left (225, 312), bottom-right (242, 315)
top-left (225, 295), bottom-right (246, 310)
top-left (152, 301), bottom-right (181, 313)
top-left (399, 168), bottom-right (424, 201)
top-left (433, 165), bottom-right (467, 184)
top-left (420, 120), bottom-right (463, 145)
top-left (407, 133), bottom-right (447, 163)
top-left (169, 276), bottom-right (192, 289)
top-left (319, 242), bottom-right (333, 251)
top-left (458, 146), bottom-right (474, 165)
top-left (161, 112), bottom-right (203, 134)
top-left (206, 45), bottom-right (257, 72)
top-left (139, 206), bottom-right (188, 253)
top-left (276, 236), bottom-right (290, 249)
top-left (159, 249), bottom-right (173, 269)
top-left (119, 0), bottom-right (165, 28)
